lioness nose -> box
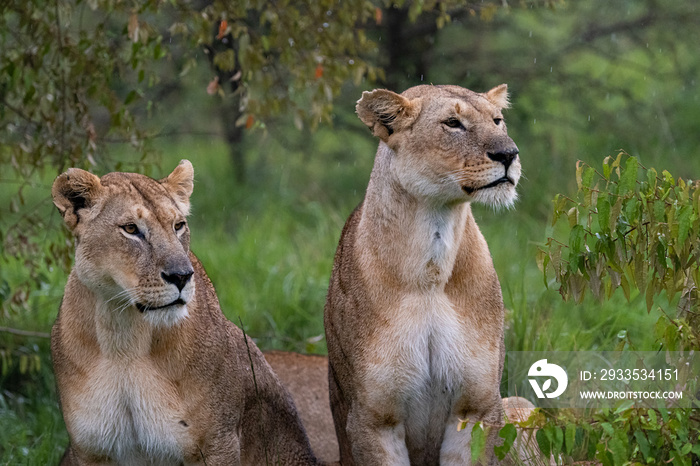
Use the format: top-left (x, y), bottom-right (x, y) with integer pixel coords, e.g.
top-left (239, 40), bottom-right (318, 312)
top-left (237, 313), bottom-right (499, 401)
top-left (487, 147), bottom-right (519, 169)
top-left (161, 270), bottom-right (194, 291)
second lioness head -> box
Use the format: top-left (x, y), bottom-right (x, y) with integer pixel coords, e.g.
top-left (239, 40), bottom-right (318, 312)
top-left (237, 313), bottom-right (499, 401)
top-left (52, 160), bottom-right (195, 327)
top-left (356, 83), bottom-right (521, 207)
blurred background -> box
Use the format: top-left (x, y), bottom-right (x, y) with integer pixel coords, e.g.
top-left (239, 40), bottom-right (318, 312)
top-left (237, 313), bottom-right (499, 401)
top-left (1, 0), bottom-right (699, 462)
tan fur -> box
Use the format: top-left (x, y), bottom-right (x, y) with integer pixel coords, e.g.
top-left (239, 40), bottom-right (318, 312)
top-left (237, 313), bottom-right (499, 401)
top-left (265, 351), bottom-right (340, 464)
top-left (324, 84), bottom-right (521, 465)
top-left (51, 161), bottom-right (319, 465)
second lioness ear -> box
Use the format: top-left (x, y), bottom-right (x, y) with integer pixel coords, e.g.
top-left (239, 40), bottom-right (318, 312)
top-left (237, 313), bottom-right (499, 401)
top-left (485, 84), bottom-right (510, 109)
top-left (356, 89), bottom-right (422, 143)
top-left (161, 159), bottom-right (194, 215)
top-left (52, 168), bottom-right (103, 232)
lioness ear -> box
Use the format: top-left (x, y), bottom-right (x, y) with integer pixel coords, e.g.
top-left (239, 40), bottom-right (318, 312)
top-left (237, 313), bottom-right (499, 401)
top-left (52, 168), bottom-right (102, 232)
top-left (356, 89), bottom-right (422, 143)
top-left (161, 159), bottom-right (194, 216)
top-left (485, 84), bottom-right (510, 109)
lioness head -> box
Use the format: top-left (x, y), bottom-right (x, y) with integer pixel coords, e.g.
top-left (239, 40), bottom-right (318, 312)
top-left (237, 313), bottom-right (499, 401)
top-left (356, 84), bottom-right (521, 207)
top-left (52, 160), bottom-right (195, 327)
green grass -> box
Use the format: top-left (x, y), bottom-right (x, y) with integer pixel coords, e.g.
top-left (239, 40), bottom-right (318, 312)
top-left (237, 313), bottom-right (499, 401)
top-left (0, 126), bottom-right (673, 462)
top-left (0, 345), bottom-right (67, 464)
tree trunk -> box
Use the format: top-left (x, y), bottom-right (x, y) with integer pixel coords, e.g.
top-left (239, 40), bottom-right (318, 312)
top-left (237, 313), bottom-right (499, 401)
top-left (219, 93), bottom-right (246, 184)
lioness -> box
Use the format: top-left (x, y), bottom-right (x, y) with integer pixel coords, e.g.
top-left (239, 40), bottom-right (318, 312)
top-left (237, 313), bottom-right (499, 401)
top-left (51, 161), bottom-right (319, 465)
top-left (324, 84), bottom-right (521, 465)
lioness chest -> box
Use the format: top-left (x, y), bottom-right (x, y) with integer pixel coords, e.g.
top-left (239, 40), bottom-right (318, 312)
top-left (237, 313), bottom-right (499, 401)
top-left (358, 209), bottom-right (502, 446)
top-left (66, 356), bottom-right (192, 464)
top-left (365, 291), bottom-right (499, 416)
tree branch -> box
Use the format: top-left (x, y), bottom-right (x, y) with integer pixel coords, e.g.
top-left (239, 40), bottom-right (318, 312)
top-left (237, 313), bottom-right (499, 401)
top-left (0, 327), bottom-right (51, 339)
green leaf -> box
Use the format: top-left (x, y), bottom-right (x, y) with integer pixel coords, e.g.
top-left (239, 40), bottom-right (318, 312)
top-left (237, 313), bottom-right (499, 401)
top-left (610, 197), bottom-right (623, 229)
top-left (536, 428), bottom-right (551, 458)
top-left (646, 167), bottom-right (658, 189)
top-left (646, 277), bottom-right (656, 312)
top-left (620, 274), bottom-right (631, 301)
top-left (551, 425), bottom-right (564, 455)
top-left (619, 156), bottom-right (639, 195)
top-left (470, 422), bottom-right (486, 463)
top-left (600, 422), bottom-right (614, 436)
top-left (565, 423), bottom-right (576, 455)
top-left (568, 206), bottom-right (579, 228)
top-left (634, 429), bottom-right (651, 460)
top-left (677, 205), bottom-right (692, 247)
top-left (583, 166), bottom-right (595, 189)
top-left (124, 89), bottom-right (141, 105)
top-left (603, 155), bottom-right (612, 179)
top-left (680, 442), bottom-right (692, 456)
top-left (609, 436), bottom-right (627, 465)
top-left (653, 200), bottom-right (666, 223)
top-left (613, 400), bottom-right (634, 413)
top-left (569, 224), bottom-right (585, 254)
top-left (634, 251), bottom-right (647, 291)
top-left (494, 423), bottom-right (517, 460)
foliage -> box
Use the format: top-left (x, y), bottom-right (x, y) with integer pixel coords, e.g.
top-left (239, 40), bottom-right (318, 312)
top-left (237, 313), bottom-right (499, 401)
top-left (522, 156), bottom-right (700, 465)
top-left (490, 403), bottom-right (700, 465)
top-left (184, 0), bottom-right (379, 130)
top-left (0, 0), bottom-right (171, 377)
top-left (538, 153), bottom-right (700, 347)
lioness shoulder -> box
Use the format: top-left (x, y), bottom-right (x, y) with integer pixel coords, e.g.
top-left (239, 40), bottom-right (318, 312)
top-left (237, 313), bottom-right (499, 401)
top-left (51, 161), bottom-right (319, 465)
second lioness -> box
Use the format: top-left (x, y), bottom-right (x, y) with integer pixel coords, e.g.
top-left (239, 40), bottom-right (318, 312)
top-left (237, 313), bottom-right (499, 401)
top-left (324, 84), bottom-right (521, 465)
top-left (51, 161), bottom-right (319, 465)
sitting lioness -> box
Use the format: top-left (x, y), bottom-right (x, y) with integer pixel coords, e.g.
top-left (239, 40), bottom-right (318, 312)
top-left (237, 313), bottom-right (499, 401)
top-left (51, 160), bottom-right (319, 465)
top-left (324, 84), bottom-right (521, 465)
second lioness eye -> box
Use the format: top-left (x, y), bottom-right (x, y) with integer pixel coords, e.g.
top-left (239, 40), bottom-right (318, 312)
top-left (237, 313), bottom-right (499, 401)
top-left (443, 118), bottom-right (463, 129)
top-left (174, 221), bottom-right (186, 232)
top-left (122, 224), bottom-right (139, 235)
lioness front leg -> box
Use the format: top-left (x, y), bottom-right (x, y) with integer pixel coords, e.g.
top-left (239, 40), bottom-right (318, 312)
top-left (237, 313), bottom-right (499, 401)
top-left (346, 405), bottom-right (411, 465)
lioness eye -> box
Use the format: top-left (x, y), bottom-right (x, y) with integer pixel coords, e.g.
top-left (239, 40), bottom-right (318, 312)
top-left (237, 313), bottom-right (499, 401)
top-left (174, 221), bottom-right (186, 232)
top-left (493, 118), bottom-right (503, 125)
top-left (443, 118), bottom-right (463, 129)
top-left (122, 224), bottom-right (139, 235)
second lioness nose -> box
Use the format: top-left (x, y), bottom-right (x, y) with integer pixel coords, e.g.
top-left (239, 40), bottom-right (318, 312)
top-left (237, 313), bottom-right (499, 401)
top-left (487, 147), bottom-right (519, 169)
top-left (161, 270), bottom-right (194, 291)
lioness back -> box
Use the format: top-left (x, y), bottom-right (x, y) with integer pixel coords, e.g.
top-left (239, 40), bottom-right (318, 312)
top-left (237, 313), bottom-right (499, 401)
top-left (51, 161), bottom-right (319, 465)
top-left (265, 351), bottom-right (340, 464)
